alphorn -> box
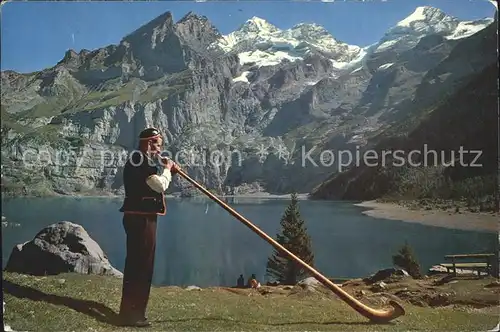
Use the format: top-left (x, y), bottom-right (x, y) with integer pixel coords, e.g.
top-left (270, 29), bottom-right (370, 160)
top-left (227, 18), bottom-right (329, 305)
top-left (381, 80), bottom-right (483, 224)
top-left (173, 167), bottom-right (405, 323)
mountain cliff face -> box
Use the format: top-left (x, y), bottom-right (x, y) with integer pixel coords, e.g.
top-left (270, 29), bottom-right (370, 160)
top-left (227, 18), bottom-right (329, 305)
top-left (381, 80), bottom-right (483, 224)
top-left (0, 7), bottom-right (496, 197)
top-left (310, 16), bottom-right (498, 210)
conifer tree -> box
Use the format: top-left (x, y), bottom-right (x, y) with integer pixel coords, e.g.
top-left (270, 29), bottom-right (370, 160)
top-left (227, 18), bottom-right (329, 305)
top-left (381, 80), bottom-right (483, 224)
top-left (266, 192), bottom-right (315, 285)
top-left (392, 241), bottom-right (422, 278)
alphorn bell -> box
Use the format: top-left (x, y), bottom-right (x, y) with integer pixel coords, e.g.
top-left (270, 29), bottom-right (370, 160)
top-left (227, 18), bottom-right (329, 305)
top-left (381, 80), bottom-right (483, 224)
top-left (172, 166), bottom-right (405, 323)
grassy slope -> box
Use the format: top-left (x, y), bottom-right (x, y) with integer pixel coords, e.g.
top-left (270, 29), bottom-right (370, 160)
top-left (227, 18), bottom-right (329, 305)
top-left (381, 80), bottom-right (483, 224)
top-left (3, 272), bottom-right (498, 331)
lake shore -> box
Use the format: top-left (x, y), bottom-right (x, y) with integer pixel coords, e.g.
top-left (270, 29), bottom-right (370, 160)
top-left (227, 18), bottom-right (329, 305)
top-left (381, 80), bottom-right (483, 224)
top-left (2, 191), bottom-right (310, 200)
top-left (355, 200), bottom-right (499, 233)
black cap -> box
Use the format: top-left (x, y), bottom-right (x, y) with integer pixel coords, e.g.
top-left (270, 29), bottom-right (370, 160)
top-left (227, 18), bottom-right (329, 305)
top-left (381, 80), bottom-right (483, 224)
top-left (139, 127), bottom-right (162, 140)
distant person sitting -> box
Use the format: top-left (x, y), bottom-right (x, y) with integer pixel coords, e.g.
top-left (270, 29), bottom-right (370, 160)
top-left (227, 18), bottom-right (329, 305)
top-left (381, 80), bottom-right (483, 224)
top-left (248, 274), bottom-right (259, 289)
top-left (237, 274), bottom-right (245, 288)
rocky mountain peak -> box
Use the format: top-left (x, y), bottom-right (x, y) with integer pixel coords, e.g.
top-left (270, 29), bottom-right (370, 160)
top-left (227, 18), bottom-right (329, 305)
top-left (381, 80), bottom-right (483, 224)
top-left (375, 5), bottom-right (493, 52)
top-left (387, 5), bottom-right (457, 37)
top-left (57, 49), bottom-right (83, 68)
top-left (240, 16), bottom-right (279, 34)
top-left (0, 5), bottom-right (497, 198)
top-left (178, 11), bottom-right (206, 22)
top-left (174, 11), bottom-right (223, 50)
top-left (63, 49), bottom-right (79, 60)
top-left (122, 11), bottom-right (175, 46)
top-left (287, 22), bottom-right (342, 45)
top-left (213, 16), bottom-right (359, 67)
top-left (291, 23), bottom-right (329, 34)
top-left (396, 6), bottom-right (449, 28)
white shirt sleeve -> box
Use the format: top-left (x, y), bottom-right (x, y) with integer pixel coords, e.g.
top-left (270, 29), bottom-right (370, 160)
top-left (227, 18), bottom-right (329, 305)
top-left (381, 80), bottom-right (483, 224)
top-left (145, 168), bottom-right (172, 193)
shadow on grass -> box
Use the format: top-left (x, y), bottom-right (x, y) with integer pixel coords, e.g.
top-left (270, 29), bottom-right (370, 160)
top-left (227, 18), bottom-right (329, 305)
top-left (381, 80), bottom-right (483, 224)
top-left (152, 316), bottom-right (395, 327)
top-left (3, 279), bottom-right (398, 328)
top-left (3, 279), bottom-right (121, 326)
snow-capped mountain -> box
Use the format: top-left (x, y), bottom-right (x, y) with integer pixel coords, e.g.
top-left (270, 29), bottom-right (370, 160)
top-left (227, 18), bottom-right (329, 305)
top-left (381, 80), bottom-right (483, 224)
top-left (212, 16), bottom-right (362, 69)
top-left (373, 6), bottom-right (493, 52)
top-left (0, 6), bottom-right (496, 197)
top-left (212, 6), bottom-right (493, 71)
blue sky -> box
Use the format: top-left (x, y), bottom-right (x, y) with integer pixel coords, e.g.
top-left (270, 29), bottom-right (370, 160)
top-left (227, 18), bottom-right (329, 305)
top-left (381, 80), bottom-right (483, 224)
top-left (1, 0), bottom-right (496, 73)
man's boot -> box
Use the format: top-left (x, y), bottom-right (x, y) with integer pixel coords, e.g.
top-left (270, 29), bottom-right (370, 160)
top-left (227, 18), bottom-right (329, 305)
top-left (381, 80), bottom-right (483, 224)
top-left (118, 312), bottom-right (151, 327)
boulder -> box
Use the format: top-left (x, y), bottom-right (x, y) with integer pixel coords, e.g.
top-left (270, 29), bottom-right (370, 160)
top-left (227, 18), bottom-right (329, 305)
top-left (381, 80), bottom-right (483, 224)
top-left (292, 277), bottom-right (328, 295)
top-left (4, 221), bottom-right (122, 277)
top-left (297, 277), bottom-right (323, 290)
top-left (370, 281), bottom-right (387, 292)
top-left (363, 268), bottom-right (410, 284)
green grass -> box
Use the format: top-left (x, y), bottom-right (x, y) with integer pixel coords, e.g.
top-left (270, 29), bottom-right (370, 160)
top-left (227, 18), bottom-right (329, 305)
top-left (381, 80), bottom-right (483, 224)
top-left (1, 108), bottom-right (31, 134)
top-left (3, 69), bottom-right (194, 122)
top-left (9, 123), bottom-right (74, 149)
top-left (65, 82), bottom-right (140, 112)
top-left (3, 272), bottom-right (498, 331)
top-left (136, 84), bottom-right (190, 104)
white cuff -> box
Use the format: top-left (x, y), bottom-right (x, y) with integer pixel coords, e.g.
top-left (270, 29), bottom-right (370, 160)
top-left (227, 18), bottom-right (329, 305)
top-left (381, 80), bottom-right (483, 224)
top-left (146, 168), bottom-right (172, 193)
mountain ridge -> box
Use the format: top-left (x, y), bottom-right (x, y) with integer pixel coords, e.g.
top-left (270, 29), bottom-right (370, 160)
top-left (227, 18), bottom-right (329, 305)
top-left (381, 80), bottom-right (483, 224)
top-left (309, 15), bottom-right (498, 210)
top-left (0, 6), bottom-right (496, 198)
top-left (2, 6), bottom-right (493, 75)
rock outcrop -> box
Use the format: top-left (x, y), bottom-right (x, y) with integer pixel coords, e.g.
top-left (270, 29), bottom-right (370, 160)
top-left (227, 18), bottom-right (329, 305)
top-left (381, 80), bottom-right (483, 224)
top-left (289, 276), bottom-right (334, 298)
top-left (4, 221), bottom-right (122, 277)
top-left (363, 268), bottom-right (411, 284)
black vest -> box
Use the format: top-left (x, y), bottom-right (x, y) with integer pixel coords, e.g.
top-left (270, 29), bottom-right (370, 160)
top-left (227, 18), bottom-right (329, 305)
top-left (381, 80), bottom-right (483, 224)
top-left (119, 151), bottom-right (166, 215)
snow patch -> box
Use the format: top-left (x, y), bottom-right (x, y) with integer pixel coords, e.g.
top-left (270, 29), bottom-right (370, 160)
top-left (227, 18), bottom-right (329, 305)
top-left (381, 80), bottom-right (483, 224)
top-left (233, 71), bottom-right (251, 83)
top-left (340, 47), bottom-right (369, 72)
top-left (305, 80), bottom-right (321, 86)
top-left (376, 39), bottom-right (398, 51)
top-left (330, 59), bottom-right (350, 69)
top-left (248, 16), bottom-right (275, 31)
top-left (351, 66), bottom-right (363, 73)
top-left (239, 50), bottom-right (302, 67)
top-left (350, 47), bottom-right (368, 65)
top-left (397, 6), bottom-right (428, 27)
top-left (446, 19), bottom-right (494, 40)
top-left (378, 63), bottom-right (394, 70)
top-left (348, 134), bottom-right (365, 144)
top-left (391, 6), bottom-right (492, 42)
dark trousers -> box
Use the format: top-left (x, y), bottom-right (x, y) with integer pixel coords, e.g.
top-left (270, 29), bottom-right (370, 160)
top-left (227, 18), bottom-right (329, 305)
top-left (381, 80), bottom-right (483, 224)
top-left (119, 213), bottom-right (158, 320)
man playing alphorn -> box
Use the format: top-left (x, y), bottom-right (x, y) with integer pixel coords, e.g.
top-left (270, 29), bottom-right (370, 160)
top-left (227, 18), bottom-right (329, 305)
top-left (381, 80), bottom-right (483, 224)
top-left (118, 127), bottom-right (178, 327)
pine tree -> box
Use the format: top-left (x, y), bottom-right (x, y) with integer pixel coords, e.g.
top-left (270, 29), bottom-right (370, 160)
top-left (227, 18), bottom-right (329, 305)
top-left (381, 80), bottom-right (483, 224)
top-left (392, 241), bottom-right (422, 278)
top-left (266, 192), bottom-right (315, 285)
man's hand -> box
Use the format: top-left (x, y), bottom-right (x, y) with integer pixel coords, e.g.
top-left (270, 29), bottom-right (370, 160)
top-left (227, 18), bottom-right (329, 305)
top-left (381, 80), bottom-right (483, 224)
top-left (160, 157), bottom-right (179, 172)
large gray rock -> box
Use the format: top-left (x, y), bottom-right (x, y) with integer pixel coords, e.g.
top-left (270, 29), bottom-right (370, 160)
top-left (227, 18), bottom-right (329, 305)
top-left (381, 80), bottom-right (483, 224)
top-left (363, 268), bottom-right (410, 284)
top-left (292, 277), bottom-right (328, 293)
top-left (4, 221), bottom-right (122, 277)
top-left (290, 276), bottom-right (345, 298)
top-left (297, 276), bottom-right (323, 289)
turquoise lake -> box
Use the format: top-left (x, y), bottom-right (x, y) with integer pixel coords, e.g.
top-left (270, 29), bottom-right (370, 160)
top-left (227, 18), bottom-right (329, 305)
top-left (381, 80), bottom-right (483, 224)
top-left (1, 196), bottom-right (497, 287)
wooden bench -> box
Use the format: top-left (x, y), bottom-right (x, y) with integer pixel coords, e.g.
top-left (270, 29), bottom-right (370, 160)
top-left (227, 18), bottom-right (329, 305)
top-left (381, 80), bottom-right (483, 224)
top-left (440, 253), bottom-right (495, 277)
